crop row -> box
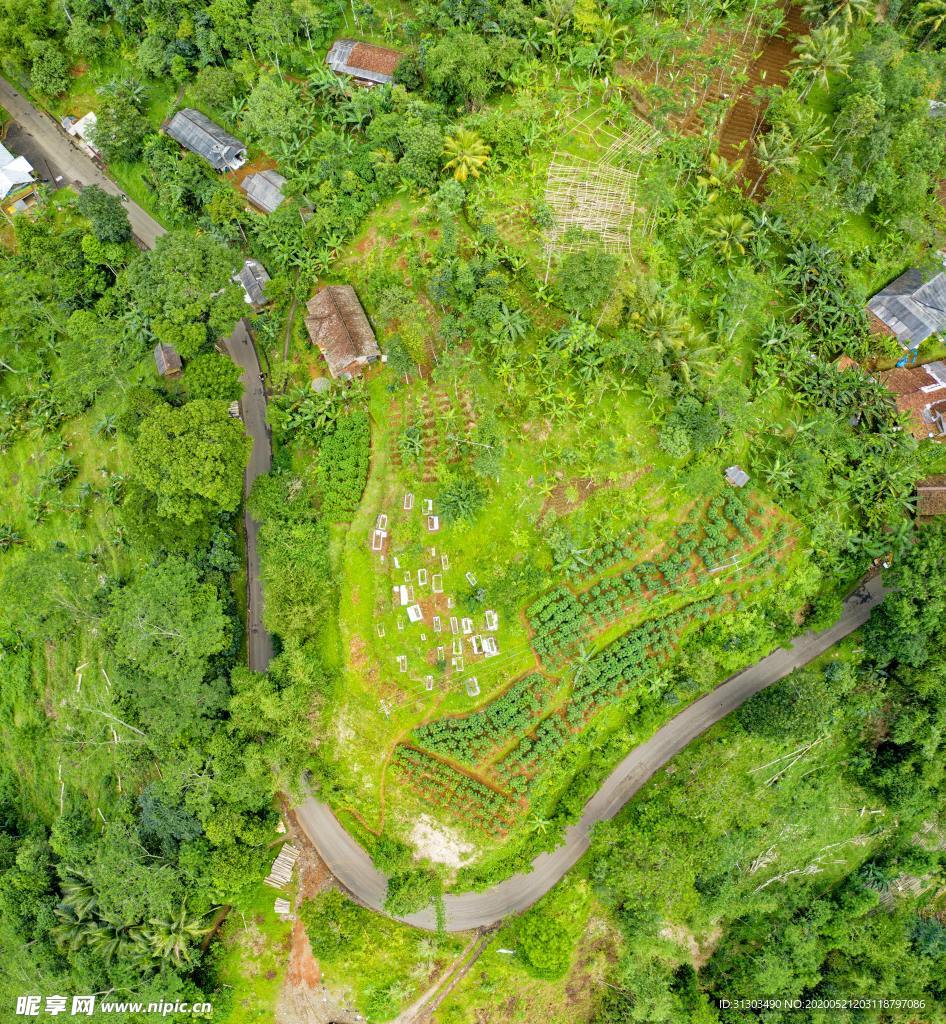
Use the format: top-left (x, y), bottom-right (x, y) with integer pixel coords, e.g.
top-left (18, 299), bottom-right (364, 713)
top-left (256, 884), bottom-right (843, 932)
top-left (392, 746), bottom-right (516, 837)
top-left (412, 674), bottom-right (552, 764)
top-left (495, 714), bottom-right (571, 795)
top-left (566, 593), bottom-right (734, 724)
top-left (527, 587), bottom-right (586, 666)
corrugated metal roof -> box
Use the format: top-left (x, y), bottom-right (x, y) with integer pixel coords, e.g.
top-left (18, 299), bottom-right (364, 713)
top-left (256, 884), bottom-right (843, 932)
top-left (242, 169), bottom-right (286, 212)
top-left (868, 267), bottom-right (946, 348)
top-left (326, 39), bottom-right (401, 84)
top-left (165, 109), bottom-right (246, 171)
top-left (233, 259), bottom-right (271, 307)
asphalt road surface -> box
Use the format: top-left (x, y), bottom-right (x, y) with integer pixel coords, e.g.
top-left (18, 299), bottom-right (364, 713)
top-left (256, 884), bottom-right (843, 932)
top-left (295, 576), bottom-right (885, 932)
top-left (0, 76), bottom-right (166, 249)
top-left (222, 319), bottom-right (274, 673)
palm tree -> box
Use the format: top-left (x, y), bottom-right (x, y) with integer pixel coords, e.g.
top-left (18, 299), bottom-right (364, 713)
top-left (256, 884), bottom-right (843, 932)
top-left (697, 152), bottom-right (744, 199)
top-left (916, 0), bottom-right (946, 43)
top-left (442, 129), bottom-right (491, 183)
top-left (706, 211), bottom-right (752, 261)
top-left (751, 130), bottom-right (799, 195)
top-left (145, 906), bottom-right (209, 966)
top-left (790, 25), bottom-right (851, 98)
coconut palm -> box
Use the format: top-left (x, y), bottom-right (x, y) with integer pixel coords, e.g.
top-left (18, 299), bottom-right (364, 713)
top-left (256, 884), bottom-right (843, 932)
top-left (916, 0), bottom-right (946, 43)
top-left (790, 25), bottom-right (851, 98)
top-left (442, 129), bottom-right (491, 183)
top-left (705, 211), bottom-right (752, 260)
top-left (144, 906), bottom-right (209, 966)
top-left (751, 129), bottom-right (799, 194)
top-left (697, 152), bottom-right (744, 199)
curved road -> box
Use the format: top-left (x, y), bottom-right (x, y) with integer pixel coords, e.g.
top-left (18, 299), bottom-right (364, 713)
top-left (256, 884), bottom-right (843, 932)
top-left (199, 156), bottom-right (887, 936)
top-left (295, 575), bottom-right (884, 931)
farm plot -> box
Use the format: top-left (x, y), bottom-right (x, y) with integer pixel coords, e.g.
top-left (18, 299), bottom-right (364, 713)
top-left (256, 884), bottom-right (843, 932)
top-left (621, 16), bottom-right (762, 135)
top-left (543, 106), bottom-right (663, 260)
top-left (390, 490), bottom-right (800, 838)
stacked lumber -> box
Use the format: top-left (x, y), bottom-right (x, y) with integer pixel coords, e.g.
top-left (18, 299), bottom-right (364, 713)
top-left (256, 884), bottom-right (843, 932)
top-left (264, 843), bottom-right (299, 889)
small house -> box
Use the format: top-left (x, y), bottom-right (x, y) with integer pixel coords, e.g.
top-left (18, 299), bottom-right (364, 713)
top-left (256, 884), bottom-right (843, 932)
top-left (407, 604), bottom-right (424, 623)
top-left (868, 265), bottom-right (946, 351)
top-left (878, 361), bottom-right (946, 440)
top-left (232, 259), bottom-right (271, 308)
top-left (724, 465), bottom-right (749, 488)
top-left (304, 285), bottom-right (380, 379)
top-left (241, 169), bottom-right (286, 213)
top-left (0, 143), bottom-right (33, 201)
top-left (164, 109), bottom-right (246, 172)
top-left (64, 112), bottom-right (99, 158)
top-left (154, 343), bottom-right (182, 378)
top-left (326, 39), bottom-right (403, 86)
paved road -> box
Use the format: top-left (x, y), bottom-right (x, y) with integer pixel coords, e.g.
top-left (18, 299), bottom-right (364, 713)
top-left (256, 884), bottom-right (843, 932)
top-left (295, 576), bottom-right (885, 932)
top-left (222, 319), bottom-right (274, 672)
top-left (0, 76), bottom-right (166, 249)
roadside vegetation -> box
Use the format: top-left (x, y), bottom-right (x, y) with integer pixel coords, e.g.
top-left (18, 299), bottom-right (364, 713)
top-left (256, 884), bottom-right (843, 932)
top-left (2, 0), bottom-right (946, 1019)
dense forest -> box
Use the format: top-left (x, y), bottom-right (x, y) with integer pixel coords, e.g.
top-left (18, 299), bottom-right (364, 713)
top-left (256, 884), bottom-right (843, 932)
top-left (1, 0), bottom-right (946, 1019)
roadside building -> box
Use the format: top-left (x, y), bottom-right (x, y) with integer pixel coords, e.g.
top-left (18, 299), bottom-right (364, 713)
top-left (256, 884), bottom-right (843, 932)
top-left (868, 265), bottom-right (946, 352)
top-left (877, 361), bottom-right (946, 440)
top-left (232, 259), bottom-right (271, 309)
top-left (164, 109), bottom-right (247, 172)
top-left (241, 169), bottom-right (286, 213)
top-left (63, 112), bottom-right (99, 159)
top-left (304, 284), bottom-right (380, 379)
top-left (154, 342), bottom-right (183, 379)
top-left (326, 39), bottom-right (402, 86)
top-left (0, 143), bottom-right (34, 202)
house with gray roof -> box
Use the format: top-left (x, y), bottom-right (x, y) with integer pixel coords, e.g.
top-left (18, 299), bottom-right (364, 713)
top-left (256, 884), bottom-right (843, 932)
top-left (232, 259), bottom-right (271, 308)
top-left (868, 265), bottom-right (946, 351)
top-left (241, 169), bottom-right (286, 213)
top-left (326, 39), bottom-right (402, 86)
top-left (164, 109), bottom-right (246, 172)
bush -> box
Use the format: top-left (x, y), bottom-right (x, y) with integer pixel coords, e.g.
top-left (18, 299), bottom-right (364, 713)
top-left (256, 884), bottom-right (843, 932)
top-left (383, 868), bottom-right (440, 916)
top-left (300, 889), bottom-right (362, 962)
top-left (184, 352), bottom-right (243, 402)
top-left (437, 475), bottom-right (486, 522)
